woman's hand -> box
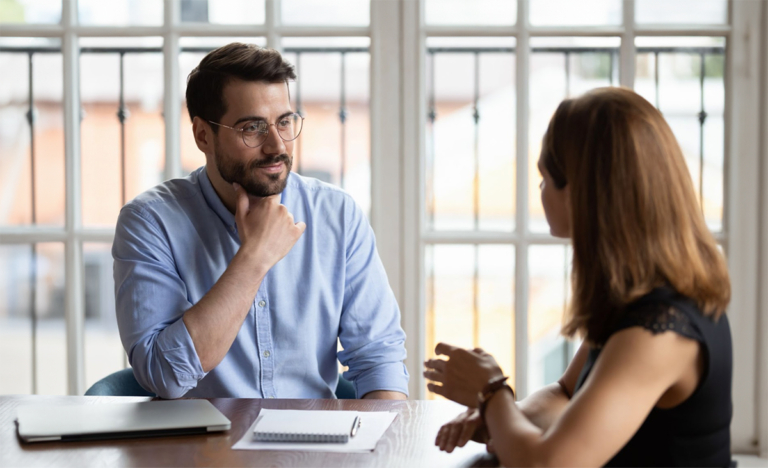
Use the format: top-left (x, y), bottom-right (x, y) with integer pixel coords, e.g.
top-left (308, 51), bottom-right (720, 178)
top-left (435, 408), bottom-right (488, 453)
top-left (423, 343), bottom-right (505, 407)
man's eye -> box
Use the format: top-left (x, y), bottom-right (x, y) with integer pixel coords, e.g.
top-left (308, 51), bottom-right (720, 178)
top-left (244, 123), bottom-right (266, 133)
top-left (278, 119), bottom-right (291, 127)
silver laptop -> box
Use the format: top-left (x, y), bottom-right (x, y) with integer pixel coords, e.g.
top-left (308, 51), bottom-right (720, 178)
top-left (17, 399), bottom-right (231, 443)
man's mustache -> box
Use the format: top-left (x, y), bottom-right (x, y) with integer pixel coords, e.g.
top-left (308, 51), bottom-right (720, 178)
top-left (250, 154), bottom-right (290, 169)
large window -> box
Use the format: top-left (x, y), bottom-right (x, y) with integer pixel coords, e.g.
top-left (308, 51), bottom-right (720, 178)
top-left (420, 0), bottom-right (729, 400)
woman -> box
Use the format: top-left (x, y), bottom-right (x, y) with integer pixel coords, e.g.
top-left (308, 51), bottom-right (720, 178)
top-left (424, 87), bottom-right (732, 467)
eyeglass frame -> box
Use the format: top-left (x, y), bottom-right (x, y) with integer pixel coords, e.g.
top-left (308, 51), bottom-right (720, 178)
top-left (207, 112), bottom-right (305, 148)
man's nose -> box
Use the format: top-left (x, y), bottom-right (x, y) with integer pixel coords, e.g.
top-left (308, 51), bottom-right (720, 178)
top-left (261, 125), bottom-right (286, 155)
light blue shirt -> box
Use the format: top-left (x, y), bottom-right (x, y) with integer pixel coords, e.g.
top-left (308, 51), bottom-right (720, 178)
top-left (113, 167), bottom-right (409, 399)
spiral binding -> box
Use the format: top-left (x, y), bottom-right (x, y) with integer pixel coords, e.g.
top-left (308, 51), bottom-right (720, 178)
top-left (254, 432), bottom-right (349, 443)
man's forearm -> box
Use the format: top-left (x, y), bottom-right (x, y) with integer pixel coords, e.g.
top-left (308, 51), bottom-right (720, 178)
top-left (362, 390), bottom-right (407, 400)
top-left (182, 249), bottom-right (267, 372)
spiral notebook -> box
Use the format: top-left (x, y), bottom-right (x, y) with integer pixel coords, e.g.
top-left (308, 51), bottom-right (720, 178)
top-left (252, 409), bottom-right (360, 444)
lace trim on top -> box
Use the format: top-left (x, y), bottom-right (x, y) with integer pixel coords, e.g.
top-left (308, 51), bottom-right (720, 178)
top-left (616, 303), bottom-right (703, 343)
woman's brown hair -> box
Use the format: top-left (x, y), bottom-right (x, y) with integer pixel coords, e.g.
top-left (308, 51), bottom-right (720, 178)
top-left (541, 87), bottom-right (731, 345)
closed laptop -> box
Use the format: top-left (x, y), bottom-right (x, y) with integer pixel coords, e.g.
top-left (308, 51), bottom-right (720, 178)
top-left (17, 399), bottom-right (231, 443)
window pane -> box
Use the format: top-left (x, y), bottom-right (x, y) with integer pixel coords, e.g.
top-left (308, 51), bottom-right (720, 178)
top-left (78, 0), bottom-right (163, 26)
top-left (80, 37), bottom-right (165, 227)
top-left (283, 37), bottom-right (371, 216)
top-left (635, 37), bottom-right (725, 231)
top-left (426, 244), bottom-right (515, 398)
top-left (0, 38), bottom-right (65, 228)
top-left (425, 0), bottom-right (517, 26)
top-left (530, 0), bottom-right (621, 26)
top-left (282, 0), bottom-right (369, 26)
top-left (635, 0), bottom-right (728, 25)
top-left (180, 0), bottom-right (266, 25)
top-left (426, 37), bottom-right (516, 232)
top-left (0, 0), bottom-right (61, 24)
top-left (0, 243), bottom-right (66, 395)
top-left (529, 37), bottom-right (619, 232)
top-left (528, 244), bottom-right (572, 393)
top-left (179, 37), bottom-right (267, 175)
top-left (84, 243), bottom-right (126, 390)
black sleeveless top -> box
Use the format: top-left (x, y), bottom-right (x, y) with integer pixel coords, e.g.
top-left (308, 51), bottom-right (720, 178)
top-left (573, 288), bottom-right (733, 467)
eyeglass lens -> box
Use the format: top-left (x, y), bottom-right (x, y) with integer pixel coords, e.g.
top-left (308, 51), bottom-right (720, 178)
top-left (242, 113), bottom-right (303, 148)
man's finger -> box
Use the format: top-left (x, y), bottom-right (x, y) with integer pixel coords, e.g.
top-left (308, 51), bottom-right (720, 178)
top-left (233, 183), bottom-right (250, 219)
top-left (295, 221), bottom-right (307, 234)
top-left (434, 342), bottom-right (459, 357)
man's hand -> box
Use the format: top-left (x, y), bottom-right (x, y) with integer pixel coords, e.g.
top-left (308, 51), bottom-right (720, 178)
top-left (183, 184), bottom-right (306, 373)
top-left (233, 182), bottom-right (306, 272)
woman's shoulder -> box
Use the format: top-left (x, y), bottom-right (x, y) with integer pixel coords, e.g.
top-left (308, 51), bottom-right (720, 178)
top-left (615, 288), bottom-right (704, 343)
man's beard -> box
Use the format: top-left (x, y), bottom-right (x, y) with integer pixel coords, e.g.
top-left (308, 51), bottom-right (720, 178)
top-left (214, 141), bottom-right (293, 197)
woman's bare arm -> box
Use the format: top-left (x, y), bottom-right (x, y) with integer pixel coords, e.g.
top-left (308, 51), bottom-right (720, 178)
top-left (484, 328), bottom-right (701, 467)
top-left (517, 342), bottom-right (589, 430)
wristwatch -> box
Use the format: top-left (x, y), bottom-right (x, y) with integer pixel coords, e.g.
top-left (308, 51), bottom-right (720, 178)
top-left (477, 375), bottom-right (515, 424)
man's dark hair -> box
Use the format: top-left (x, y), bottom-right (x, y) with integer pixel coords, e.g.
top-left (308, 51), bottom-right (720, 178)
top-left (185, 42), bottom-right (296, 132)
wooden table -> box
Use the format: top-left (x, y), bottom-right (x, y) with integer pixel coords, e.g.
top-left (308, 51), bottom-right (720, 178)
top-left (1, 396), bottom-right (497, 467)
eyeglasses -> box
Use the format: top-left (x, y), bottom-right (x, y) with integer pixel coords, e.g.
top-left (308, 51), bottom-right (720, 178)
top-left (208, 113), bottom-right (304, 148)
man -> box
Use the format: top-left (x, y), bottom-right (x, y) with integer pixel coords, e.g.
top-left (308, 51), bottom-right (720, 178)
top-left (113, 43), bottom-right (408, 400)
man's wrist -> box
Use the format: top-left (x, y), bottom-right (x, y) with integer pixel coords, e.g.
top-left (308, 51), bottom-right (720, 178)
top-left (233, 247), bottom-right (271, 278)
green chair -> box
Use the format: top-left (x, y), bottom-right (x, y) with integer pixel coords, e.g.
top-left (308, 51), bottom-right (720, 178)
top-left (85, 368), bottom-right (357, 399)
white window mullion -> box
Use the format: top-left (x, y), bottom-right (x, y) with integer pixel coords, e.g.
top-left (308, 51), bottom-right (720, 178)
top-left (62, 0), bottom-right (85, 396)
top-left (370, 0), bottom-right (402, 300)
top-left (266, 0), bottom-right (282, 51)
top-left (164, 0), bottom-right (181, 180)
top-left (727, 0), bottom-right (763, 453)
top-left (515, 0), bottom-right (531, 399)
top-left (760, 0), bottom-right (768, 453)
top-left (757, 0), bottom-right (768, 458)
top-left (401, 0), bottom-right (427, 400)
top-left (620, 0), bottom-right (635, 88)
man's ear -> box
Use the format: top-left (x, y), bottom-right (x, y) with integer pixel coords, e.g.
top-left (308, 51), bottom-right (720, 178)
top-left (192, 116), bottom-right (214, 154)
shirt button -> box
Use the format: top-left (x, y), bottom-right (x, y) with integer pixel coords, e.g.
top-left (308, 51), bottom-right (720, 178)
top-left (268, 396), bottom-right (274, 399)
top-left (263, 350), bottom-right (271, 358)
top-left (258, 300), bottom-right (266, 308)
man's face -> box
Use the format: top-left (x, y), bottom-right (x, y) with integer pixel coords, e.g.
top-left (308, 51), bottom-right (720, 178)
top-left (211, 79), bottom-right (295, 197)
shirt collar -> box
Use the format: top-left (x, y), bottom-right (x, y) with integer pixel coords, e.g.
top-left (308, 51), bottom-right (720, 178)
top-left (198, 167), bottom-right (237, 231)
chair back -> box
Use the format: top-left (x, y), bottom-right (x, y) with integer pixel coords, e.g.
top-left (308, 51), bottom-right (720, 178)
top-left (85, 368), bottom-right (357, 399)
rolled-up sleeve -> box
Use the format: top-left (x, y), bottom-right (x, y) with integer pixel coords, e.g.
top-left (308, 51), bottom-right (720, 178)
top-left (337, 199), bottom-right (409, 398)
top-left (113, 206), bottom-right (206, 399)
